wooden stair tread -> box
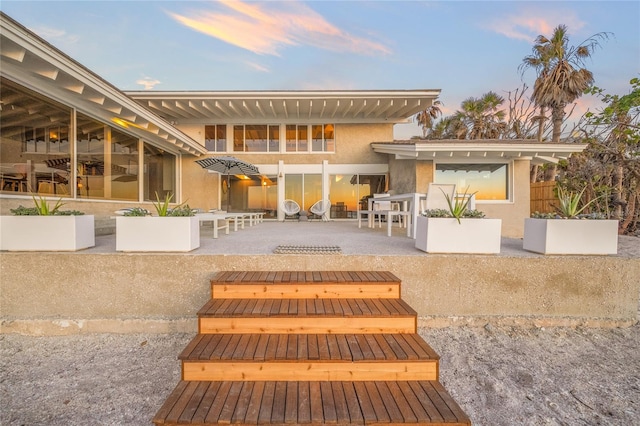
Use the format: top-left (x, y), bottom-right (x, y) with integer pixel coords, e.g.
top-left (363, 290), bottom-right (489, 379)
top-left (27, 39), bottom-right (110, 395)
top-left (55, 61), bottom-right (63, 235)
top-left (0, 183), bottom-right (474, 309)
top-left (197, 298), bottom-right (417, 317)
top-left (153, 380), bottom-right (471, 426)
top-left (180, 333), bottom-right (440, 362)
top-left (212, 270), bottom-right (401, 285)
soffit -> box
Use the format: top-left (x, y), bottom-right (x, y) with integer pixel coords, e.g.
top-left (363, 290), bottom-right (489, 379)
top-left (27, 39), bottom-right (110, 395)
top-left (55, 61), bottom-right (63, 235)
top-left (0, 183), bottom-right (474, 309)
top-left (124, 90), bottom-right (441, 124)
top-left (371, 140), bottom-right (588, 164)
top-left (0, 13), bottom-right (206, 156)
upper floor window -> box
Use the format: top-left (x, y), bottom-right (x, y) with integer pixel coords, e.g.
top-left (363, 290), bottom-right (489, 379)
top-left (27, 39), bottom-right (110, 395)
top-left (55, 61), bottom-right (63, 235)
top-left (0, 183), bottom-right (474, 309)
top-left (205, 125), bottom-right (226, 152)
top-left (286, 125), bottom-right (308, 152)
top-left (286, 124), bottom-right (334, 153)
top-left (234, 124), bottom-right (279, 152)
top-left (312, 124), bottom-right (335, 152)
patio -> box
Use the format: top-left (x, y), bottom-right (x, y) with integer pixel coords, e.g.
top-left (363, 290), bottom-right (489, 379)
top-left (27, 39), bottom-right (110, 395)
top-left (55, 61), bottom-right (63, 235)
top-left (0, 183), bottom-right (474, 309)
top-left (83, 219), bottom-right (639, 258)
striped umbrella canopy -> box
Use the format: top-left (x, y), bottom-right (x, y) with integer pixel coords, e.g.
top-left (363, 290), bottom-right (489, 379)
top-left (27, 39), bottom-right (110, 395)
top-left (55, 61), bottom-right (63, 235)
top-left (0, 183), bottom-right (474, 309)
top-left (195, 156), bottom-right (260, 211)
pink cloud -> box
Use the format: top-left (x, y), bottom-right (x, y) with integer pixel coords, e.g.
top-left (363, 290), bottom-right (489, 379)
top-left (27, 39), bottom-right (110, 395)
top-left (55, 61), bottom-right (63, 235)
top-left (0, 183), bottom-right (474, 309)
top-left (485, 8), bottom-right (585, 42)
top-left (167, 0), bottom-right (391, 56)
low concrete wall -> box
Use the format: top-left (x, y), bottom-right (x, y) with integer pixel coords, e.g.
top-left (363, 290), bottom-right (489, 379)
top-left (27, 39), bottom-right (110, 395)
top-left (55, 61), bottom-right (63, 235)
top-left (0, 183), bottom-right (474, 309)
top-left (1, 253), bottom-right (638, 335)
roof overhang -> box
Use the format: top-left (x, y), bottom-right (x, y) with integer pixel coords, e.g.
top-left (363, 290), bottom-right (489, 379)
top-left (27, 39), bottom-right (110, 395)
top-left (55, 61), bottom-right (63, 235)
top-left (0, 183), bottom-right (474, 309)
top-left (0, 12), bottom-right (206, 156)
top-left (371, 139), bottom-right (588, 164)
top-left (125, 90), bottom-right (441, 124)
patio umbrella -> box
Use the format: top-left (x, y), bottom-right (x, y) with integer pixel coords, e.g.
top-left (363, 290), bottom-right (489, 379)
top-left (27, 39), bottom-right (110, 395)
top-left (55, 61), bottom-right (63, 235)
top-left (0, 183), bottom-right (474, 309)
top-left (195, 156), bottom-right (260, 211)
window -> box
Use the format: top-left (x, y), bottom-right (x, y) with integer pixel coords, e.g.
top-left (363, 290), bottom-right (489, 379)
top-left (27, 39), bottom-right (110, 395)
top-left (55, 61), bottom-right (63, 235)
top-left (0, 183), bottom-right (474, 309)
top-left (435, 163), bottom-right (509, 201)
top-left (0, 78), bottom-right (72, 195)
top-left (312, 124), bottom-right (335, 152)
top-left (144, 143), bottom-right (176, 202)
top-left (233, 124), bottom-right (279, 152)
top-left (205, 125), bottom-right (226, 152)
top-left (286, 125), bottom-right (307, 152)
top-left (287, 124), bottom-right (334, 152)
top-left (284, 173), bottom-right (321, 211)
top-left (110, 129), bottom-right (139, 201)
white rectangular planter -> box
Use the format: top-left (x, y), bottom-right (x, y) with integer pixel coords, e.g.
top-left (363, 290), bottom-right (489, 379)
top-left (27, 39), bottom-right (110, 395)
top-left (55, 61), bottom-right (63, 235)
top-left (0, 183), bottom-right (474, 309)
top-left (523, 218), bottom-right (618, 255)
top-left (116, 216), bottom-right (200, 252)
top-left (415, 216), bottom-right (502, 254)
top-left (0, 215), bottom-right (95, 251)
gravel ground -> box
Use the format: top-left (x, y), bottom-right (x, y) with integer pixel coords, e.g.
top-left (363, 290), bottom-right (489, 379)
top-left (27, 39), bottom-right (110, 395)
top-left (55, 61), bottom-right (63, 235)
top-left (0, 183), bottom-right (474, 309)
top-left (2, 324), bottom-right (639, 426)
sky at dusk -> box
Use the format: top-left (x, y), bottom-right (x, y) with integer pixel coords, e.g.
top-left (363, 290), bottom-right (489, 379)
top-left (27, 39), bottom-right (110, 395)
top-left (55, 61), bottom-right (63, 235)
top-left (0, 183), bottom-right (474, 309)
top-left (2, 0), bottom-right (638, 139)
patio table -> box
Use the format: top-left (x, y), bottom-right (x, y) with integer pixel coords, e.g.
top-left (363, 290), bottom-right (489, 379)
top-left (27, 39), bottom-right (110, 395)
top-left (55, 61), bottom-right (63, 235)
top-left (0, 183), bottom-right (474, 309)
top-left (196, 213), bottom-right (231, 238)
top-left (366, 193), bottom-right (425, 239)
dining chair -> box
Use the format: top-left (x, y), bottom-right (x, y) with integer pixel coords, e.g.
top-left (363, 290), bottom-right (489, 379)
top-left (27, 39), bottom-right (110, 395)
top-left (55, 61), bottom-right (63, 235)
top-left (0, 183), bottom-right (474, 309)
top-left (422, 183), bottom-right (457, 212)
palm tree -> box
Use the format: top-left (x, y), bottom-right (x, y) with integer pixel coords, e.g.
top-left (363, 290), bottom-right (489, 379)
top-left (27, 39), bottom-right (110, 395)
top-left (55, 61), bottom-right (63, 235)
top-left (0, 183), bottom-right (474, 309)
top-left (520, 24), bottom-right (610, 143)
top-left (415, 100), bottom-right (443, 138)
top-left (457, 91), bottom-right (507, 139)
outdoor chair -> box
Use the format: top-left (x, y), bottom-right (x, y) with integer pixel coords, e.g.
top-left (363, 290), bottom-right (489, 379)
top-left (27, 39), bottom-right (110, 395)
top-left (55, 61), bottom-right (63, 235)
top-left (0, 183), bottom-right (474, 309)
top-left (372, 194), bottom-right (411, 236)
top-left (421, 183), bottom-right (457, 212)
top-left (282, 199), bottom-right (301, 221)
top-left (309, 199), bottom-right (331, 221)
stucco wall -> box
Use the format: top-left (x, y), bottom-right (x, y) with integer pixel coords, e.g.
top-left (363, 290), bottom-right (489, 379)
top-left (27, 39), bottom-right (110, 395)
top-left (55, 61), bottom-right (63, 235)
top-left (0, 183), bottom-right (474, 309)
top-left (1, 252), bottom-right (637, 335)
top-left (388, 158), bottom-right (416, 194)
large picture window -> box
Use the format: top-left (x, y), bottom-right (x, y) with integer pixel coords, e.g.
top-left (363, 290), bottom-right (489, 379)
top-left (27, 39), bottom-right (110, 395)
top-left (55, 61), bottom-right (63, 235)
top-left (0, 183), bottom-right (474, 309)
top-left (435, 163), bottom-right (509, 201)
top-left (0, 78), bottom-right (72, 195)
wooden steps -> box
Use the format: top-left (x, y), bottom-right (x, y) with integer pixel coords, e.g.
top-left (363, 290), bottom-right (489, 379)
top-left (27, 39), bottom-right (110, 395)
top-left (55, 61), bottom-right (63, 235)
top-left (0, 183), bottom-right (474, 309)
top-left (198, 298), bottom-right (417, 334)
top-left (180, 333), bottom-right (439, 381)
top-left (154, 271), bottom-right (471, 425)
top-left (155, 380), bottom-right (468, 425)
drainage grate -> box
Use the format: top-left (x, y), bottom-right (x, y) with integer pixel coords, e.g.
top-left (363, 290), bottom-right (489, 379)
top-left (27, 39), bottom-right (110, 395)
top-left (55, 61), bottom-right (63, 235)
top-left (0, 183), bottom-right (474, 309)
top-left (274, 245), bottom-right (342, 254)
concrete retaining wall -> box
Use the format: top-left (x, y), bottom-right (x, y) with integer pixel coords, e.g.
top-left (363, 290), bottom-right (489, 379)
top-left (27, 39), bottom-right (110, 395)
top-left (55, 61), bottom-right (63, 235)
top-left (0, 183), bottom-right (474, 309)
top-left (1, 253), bottom-right (638, 335)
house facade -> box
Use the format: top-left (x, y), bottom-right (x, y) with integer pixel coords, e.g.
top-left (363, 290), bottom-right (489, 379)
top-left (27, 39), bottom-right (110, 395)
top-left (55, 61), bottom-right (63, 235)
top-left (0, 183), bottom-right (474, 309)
top-left (0, 12), bottom-right (585, 237)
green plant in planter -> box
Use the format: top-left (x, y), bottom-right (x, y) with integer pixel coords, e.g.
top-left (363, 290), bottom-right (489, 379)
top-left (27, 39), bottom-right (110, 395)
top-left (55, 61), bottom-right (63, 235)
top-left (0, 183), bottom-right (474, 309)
top-left (148, 192), bottom-right (196, 217)
top-left (10, 195), bottom-right (84, 216)
top-left (152, 191), bottom-right (174, 216)
top-left (123, 207), bottom-right (150, 217)
top-left (443, 187), bottom-right (481, 223)
top-left (168, 205), bottom-right (197, 217)
top-left (32, 195), bottom-right (64, 215)
top-left (552, 186), bottom-right (601, 219)
top-left (421, 187), bottom-right (485, 224)
top-left (533, 185), bottom-right (605, 220)
top-left (422, 208), bottom-right (486, 220)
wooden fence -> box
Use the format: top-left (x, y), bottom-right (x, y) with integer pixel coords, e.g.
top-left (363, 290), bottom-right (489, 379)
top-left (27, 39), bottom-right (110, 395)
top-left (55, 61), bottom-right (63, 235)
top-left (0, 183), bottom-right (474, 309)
top-left (530, 181), bottom-right (557, 214)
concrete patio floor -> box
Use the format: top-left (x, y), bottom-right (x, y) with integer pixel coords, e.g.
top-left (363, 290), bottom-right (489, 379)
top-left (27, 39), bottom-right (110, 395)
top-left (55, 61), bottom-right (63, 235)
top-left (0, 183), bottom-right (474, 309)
top-left (85, 219), bottom-right (639, 258)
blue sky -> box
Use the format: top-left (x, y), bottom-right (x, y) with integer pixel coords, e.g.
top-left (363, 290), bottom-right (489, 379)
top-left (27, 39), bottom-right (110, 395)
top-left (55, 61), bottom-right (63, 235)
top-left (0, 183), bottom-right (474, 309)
top-left (2, 0), bottom-right (638, 138)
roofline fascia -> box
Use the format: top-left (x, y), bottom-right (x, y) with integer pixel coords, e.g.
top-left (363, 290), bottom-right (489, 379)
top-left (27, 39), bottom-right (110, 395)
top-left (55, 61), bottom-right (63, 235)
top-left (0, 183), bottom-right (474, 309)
top-left (371, 142), bottom-right (588, 153)
top-left (125, 90), bottom-right (442, 99)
